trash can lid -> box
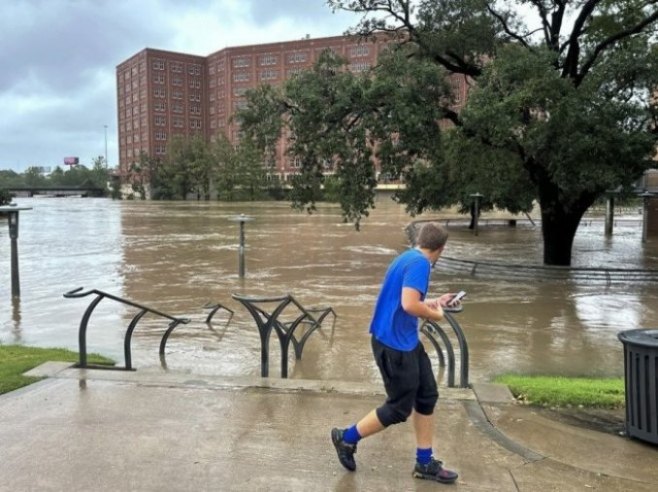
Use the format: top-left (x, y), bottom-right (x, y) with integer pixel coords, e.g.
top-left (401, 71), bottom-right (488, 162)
top-left (618, 328), bottom-right (658, 347)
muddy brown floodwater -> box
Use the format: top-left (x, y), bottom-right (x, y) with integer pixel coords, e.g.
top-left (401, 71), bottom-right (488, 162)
top-left (2, 197), bottom-right (657, 384)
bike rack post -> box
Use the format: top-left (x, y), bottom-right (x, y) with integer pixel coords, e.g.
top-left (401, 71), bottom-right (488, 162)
top-left (64, 287), bottom-right (190, 370)
top-left (232, 293), bottom-right (337, 378)
top-left (421, 309), bottom-right (470, 388)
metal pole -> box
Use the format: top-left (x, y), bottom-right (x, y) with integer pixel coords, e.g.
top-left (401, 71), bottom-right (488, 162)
top-left (104, 125), bottom-right (108, 167)
top-left (8, 211), bottom-right (20, 297)
top-left (10, 237), bottom-right (19, 297)
top-left (238, 219), bottom-right (246, 277)
top-left (642, 192), bottom-right (651, 243)
top-left (605, 194), bottom-right (614, 236)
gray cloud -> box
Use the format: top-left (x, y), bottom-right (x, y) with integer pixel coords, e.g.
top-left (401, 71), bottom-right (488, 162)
top-left (1, 0), bottom-right (356, 171)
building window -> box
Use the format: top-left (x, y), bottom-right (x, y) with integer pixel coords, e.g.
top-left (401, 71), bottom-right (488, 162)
top-left (172, 103), bottom-right (183, 114)
top-left (189, 92), bottom-right (201, 102)
top-left (350, 45), bottom-right (370, 57)
top-left (188, 63), bottom-right (201, 75)
top-left (190, 119), bottom-right (202, 129)
top-left (349, 62), bottom-right (371, 72)
top-left (152, 59), bottom-right (165, 70)
top-left (155, 116), bottom-right (166, 126)
top-left (259, 54), bottom-right (277, 66)
top-left (172, 76), bottom-right (182, 86)
top-left (232, 57), bottom-right (250, 68)
top-left (286, 67), bottom-right (304, 78)
top-left (154, 101), bottom-right (166, 112)
top-left (260, 69), bottom-right (278, 81)
top-left (233, 72), bottom-right (249, 82)
top-left (171, 62), bottom-right (183, 73)
top-left (153, 73), bottom-right (165, 84)
top-left (154, 87), bottom-right (166, 98)
top-left (233, 87), bottom-right (248, 97)
top-left (450, 77), bottom-right (463, 103)
top-left (287, 51), bottom-right (308, 64)
top-left (172, 89), bottom-right (183, 100)
top-left (173, 118), bottom-right (184, 128)
top-left (190, 104), bottom-right (201, 115)
top-left (155, 130), bottom-right (167, 141)
top-left (155, 144), bottom-right (166, 155)
top-left (189, 78), bottom-right (201, 89)
top-left (233, 100), bottom-right (248, 111)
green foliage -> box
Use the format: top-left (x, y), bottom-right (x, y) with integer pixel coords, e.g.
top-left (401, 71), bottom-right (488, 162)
top-left (0, 188), bottom-right (13, 205)
top-left (495, 374), bottom-right (625, 409)
top-left (0, 344), bottom-right (113, 395)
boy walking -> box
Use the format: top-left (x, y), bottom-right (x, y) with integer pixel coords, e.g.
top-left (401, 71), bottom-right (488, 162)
top-left (331, 222), bottom-right (459, 484)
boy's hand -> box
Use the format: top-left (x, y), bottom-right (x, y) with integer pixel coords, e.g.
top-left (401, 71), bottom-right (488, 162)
top-left (439, 293), bottom-right (460, 308)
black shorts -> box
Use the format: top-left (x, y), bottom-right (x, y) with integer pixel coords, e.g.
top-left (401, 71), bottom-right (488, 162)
top-left (371, 336), bottom-right (439, 427)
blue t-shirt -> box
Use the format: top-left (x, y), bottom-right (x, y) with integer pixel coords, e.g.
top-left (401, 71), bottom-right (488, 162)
top-left (369, 248), bottom-right (431, 351)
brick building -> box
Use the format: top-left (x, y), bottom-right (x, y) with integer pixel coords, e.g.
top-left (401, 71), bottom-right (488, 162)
top-left (116, 34), bottom-right (469, 183)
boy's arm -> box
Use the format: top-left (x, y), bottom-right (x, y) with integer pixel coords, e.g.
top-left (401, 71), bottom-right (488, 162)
top-left (401, 287), bottom-right (444, 321)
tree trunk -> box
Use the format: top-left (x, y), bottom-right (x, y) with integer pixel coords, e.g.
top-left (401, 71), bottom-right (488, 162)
top-left (539, 187), bottom-right (594, 266)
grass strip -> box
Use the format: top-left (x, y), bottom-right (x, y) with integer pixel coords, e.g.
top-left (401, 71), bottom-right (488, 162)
top-left (494, 374), bottom-right (625, 408)
top-left (0, 344), bottom-right (113, 395)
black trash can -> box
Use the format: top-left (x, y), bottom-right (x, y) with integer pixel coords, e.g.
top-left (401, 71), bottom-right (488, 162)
top-left (618, 329), bottom-right (658, 445)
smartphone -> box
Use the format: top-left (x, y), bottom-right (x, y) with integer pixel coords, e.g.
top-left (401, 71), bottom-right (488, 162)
top-left (449, 290), bottom-right (467, 306)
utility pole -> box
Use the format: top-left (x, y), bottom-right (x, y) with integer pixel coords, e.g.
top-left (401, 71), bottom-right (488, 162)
top-left (104, 124), bottom-right (108, 167)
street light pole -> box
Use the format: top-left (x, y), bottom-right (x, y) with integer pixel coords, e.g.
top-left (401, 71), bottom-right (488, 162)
top-left (104, 125), bottom-right (108, 167)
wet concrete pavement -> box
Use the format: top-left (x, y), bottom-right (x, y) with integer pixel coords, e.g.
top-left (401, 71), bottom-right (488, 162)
top-left (0, 364), bottom-right (656, 491)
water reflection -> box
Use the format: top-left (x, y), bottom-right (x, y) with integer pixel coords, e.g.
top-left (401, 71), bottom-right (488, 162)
top-left (1, 197), bottom-right (657, 383)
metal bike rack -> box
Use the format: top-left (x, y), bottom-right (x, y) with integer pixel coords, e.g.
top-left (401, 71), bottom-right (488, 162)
top-left (420, 309), bottom-right (470, 388)
top-left (232, 293), bottom-right (337, 378)
top-left (63, 287), bottom-right (191, 371)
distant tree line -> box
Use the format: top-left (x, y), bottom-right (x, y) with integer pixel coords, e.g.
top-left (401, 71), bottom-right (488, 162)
top-left (0, 157), bottom-right (115, 199)
top-left (129, 133), bottom-right (341, 203)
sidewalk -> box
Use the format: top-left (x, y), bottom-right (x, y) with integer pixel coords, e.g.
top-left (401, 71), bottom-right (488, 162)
top-left (0, 364), bottom-right (656, 491)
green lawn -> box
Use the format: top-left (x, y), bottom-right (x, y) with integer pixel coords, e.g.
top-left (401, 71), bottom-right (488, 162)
top-left (0, 344), bottom-right (113, 395)
top-left (494, 374), bottom-right (625, 408)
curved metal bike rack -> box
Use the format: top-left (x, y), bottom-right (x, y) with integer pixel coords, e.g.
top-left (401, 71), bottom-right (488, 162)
top-left (63, 287), bottom-right (191, 370)
top-left (232, 293), bottom-right (337, 378)
top-left (420, 309), bottom-right (470, 388)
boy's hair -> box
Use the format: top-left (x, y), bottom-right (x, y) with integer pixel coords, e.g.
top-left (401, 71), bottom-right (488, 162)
top-left (417, 222), bottom-right (449, 251)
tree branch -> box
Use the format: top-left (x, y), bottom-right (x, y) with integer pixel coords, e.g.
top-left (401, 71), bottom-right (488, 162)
top-left (576, 9), bottom-right (658, 85)
top-left (485, 4), bottom-right (530, 48)
top-left (527, 0), bottom-right (553, 47)
top-left (562, 0), bottom-right (603, 79)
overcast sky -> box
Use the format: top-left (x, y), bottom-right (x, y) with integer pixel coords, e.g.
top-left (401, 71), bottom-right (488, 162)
top-left (0, 0), bottom-right (359, 172)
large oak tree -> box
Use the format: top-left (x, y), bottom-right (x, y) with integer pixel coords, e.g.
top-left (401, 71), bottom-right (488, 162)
top-left (239, 0), bottom-right (658, 265)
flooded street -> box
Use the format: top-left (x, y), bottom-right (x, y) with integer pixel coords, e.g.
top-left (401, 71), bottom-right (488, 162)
top-left (2, 197), bottom-right (658, 384)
